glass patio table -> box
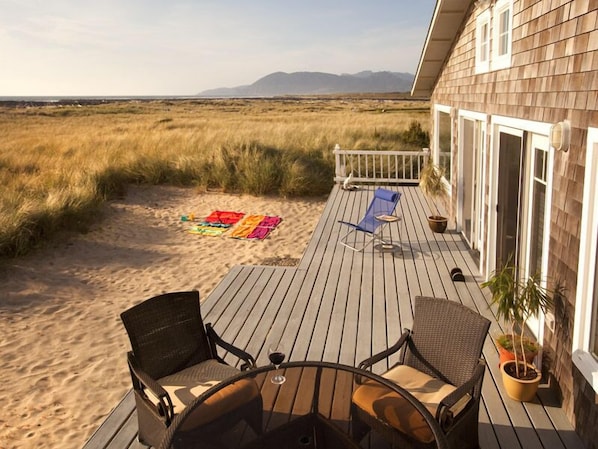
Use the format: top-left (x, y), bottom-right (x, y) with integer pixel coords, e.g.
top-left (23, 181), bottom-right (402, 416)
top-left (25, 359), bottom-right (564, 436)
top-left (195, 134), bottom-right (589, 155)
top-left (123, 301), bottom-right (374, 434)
top-left (159, 361), bottom-right (448, 449)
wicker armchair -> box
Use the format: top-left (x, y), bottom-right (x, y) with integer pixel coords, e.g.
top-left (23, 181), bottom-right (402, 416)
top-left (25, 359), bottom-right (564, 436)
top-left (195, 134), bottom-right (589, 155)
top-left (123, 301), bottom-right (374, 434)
top-left (352, 296), bottom-right (491, 449)
top-left (120, 291), bottom-right (262, 448)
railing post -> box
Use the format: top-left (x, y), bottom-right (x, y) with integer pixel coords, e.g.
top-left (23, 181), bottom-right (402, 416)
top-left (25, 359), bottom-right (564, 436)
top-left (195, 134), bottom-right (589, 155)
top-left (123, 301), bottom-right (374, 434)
top-left (334, 144), bottom-right (345, 183)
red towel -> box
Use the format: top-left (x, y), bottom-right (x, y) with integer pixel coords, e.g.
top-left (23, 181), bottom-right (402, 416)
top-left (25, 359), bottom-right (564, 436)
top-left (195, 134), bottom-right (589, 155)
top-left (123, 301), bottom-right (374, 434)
top-left (204, 210), bottom-right (245, 225)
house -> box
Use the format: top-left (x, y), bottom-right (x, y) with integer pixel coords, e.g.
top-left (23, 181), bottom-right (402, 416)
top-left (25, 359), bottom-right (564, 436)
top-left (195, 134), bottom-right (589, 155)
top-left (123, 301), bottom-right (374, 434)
top-left (411, 1), bottom-right (598, 447)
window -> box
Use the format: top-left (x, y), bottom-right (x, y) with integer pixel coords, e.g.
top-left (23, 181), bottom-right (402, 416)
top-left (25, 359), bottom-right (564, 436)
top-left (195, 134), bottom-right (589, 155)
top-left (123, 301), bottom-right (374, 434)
top-left (475, 9), bottom-right (490, 73)
top-left (475, 0), bottom-right (513, 72)
top-left (492, 0), bottom-right (513, 70)
top-left (436, 107), bottom-right (452, 182)
top-left (573, 127), bottom-right (598, 392)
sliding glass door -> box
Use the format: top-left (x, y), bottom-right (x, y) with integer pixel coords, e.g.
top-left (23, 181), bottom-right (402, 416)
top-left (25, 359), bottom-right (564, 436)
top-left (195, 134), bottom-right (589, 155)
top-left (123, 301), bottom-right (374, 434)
top-left (493, 127), bottom-right (551, 340)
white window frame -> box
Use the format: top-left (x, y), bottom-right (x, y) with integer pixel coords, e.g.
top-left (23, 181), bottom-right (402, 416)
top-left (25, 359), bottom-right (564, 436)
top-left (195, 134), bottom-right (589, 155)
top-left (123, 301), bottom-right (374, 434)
top-left (475, 9), bottom-right (491, 73)
top-left (491, 0), bottom-right (513, 71)
top-left (573, 127), bottom-right (598, 393)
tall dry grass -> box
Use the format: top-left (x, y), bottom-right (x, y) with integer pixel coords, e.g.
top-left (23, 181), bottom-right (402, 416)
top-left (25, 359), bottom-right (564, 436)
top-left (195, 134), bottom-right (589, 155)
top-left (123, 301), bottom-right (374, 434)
top-left (0, 98), bottom-right (429, 256)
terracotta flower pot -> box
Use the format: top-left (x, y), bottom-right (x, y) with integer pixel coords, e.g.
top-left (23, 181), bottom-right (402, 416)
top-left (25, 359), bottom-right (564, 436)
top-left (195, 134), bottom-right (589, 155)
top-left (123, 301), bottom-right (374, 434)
top-left (500, 360), bottom-right (542, 401)
top-left (496, 335), bottom-right (538, 367)
top-left (497, 344), bottom-right (537, 367)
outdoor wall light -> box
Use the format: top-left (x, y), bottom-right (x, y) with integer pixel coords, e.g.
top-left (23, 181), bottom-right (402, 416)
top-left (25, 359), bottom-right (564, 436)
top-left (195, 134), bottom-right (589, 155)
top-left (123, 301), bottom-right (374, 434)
top-left (550, 120), bottom-right (571, 152)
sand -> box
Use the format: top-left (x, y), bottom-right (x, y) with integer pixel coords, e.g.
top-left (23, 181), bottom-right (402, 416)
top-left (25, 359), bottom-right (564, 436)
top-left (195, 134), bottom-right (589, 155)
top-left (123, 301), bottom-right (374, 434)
top-left (0, 185), bottom-right (326, 449)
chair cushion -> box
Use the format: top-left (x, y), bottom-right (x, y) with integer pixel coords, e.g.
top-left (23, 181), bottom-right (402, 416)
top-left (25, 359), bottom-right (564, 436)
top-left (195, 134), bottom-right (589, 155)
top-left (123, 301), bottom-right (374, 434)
top-left (147, 359), bottom-right (260, 427)
top-left (352, 365), bottom-right (471, 443)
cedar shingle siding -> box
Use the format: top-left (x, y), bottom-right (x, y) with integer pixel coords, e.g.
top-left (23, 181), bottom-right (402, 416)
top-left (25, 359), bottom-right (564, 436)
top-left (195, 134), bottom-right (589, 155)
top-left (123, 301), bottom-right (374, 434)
top-left (428, 1), bottom-right (598, 448)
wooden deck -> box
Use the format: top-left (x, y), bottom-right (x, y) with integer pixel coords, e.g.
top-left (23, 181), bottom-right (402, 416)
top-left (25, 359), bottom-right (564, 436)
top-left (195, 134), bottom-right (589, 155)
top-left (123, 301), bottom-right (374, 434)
top-left (83, 185), bottom-right (586, 449)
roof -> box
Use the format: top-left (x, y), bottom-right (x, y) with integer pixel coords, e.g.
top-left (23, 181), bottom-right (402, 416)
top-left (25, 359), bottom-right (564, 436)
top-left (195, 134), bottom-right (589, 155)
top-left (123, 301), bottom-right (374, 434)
top-left (411, 0), bottom-right (474, 97)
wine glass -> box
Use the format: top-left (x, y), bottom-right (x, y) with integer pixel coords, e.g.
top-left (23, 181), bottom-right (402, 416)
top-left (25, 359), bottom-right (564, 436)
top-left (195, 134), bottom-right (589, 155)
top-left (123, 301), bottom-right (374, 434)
top-left (268, 344), bottom-right (286, 384)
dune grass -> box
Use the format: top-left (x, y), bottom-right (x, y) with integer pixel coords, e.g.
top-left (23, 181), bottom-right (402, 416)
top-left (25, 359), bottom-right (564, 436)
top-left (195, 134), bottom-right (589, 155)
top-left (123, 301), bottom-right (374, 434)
top-left (0, 97), bottom-right (429, 257)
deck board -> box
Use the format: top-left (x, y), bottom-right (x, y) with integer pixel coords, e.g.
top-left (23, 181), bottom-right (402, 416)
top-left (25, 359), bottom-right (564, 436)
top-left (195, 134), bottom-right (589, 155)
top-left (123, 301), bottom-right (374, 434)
top-left (83, 185), bottom-right (585, 449)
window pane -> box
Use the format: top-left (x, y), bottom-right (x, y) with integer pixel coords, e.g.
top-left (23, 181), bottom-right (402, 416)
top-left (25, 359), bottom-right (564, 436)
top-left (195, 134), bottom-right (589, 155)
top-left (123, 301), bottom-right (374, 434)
top-left (500, 9), bottom-right (510, 34)
top-left (481, 23), bottom-right (489, 62)
top-left (535, 148), bottom-right (546, 180)
top-left (530, 181), bottom-right (545, 276)
top-left (499, 9), bottom-right (510, 56)
top-left (438, 111), bottom-right (451, 182)
top-left (530, 148), bottom-right (547, 276)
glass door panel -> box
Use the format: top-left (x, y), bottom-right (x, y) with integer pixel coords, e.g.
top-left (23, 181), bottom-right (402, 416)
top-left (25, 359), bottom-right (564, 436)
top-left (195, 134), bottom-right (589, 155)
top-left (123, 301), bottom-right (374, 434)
top-left (496, 130), bottom-right (524, 269)
top-left (523, 134), bottom-right (549, 340)
top-left (462, 119), bottom-right (474, 244)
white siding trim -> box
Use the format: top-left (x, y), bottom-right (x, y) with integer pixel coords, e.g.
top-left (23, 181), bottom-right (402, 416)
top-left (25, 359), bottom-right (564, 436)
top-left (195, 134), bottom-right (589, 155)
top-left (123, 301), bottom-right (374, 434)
top-left (492, 115), bottom-right (552, 135)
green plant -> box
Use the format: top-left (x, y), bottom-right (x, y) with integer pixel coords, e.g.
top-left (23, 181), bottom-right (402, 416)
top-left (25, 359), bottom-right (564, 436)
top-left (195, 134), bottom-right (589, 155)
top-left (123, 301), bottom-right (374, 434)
top-left (402, 120), bottom-right (430, 148)
top-left (481, 262), bottom-right (555, 378)
top-left (418, 158), bottom-right (448, 218)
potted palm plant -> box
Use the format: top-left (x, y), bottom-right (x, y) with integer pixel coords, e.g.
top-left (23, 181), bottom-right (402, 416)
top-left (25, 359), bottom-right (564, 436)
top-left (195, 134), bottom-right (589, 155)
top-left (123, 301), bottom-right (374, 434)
top-left (419, 157), bottom-right (449, 233)
top-left (481, 263), bottom-right (555, 401)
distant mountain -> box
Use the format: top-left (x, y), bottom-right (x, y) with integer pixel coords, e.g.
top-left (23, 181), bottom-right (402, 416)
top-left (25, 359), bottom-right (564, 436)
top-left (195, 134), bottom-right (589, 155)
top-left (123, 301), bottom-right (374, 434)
top-left (198, 71), bottom-right (414, 97)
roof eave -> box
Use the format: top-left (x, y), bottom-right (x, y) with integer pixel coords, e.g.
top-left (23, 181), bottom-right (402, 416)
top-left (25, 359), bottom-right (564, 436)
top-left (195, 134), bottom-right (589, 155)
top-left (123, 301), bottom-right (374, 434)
top-left (410, 0), bottom-right (474, 97)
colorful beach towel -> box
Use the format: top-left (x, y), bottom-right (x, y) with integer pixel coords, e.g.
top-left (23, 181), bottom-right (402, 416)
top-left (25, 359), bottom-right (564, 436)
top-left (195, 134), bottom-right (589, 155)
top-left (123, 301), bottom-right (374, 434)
top-left (204, 210), bottom-right (245, 225)
top-left (229, 215), bottom-right (265, 239)
top-left (247, 216), bottom-right (282, 239)
top-left (187, 224), bottom-right (229, 236)
top-left (230, 215), bottom-right (283, 240)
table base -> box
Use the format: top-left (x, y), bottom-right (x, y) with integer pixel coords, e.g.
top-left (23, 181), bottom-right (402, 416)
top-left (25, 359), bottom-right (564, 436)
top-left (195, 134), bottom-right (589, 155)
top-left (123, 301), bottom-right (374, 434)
top-left (374, 243), bottom-right (402, 253)
top-left (244, 413), bottom-right (360, 449)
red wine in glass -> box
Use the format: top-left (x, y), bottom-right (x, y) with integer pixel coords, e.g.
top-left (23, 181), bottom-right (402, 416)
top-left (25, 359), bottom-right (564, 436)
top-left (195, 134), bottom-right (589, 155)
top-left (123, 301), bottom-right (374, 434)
top-left (268, 344), bottom-right (286, 384)
top-left (269, 352), bottom-right (285, 366)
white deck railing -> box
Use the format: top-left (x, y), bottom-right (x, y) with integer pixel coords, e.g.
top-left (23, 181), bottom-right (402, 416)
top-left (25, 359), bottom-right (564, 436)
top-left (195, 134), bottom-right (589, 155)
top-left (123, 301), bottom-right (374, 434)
top-left (334, 144), bottom-right (428, 185)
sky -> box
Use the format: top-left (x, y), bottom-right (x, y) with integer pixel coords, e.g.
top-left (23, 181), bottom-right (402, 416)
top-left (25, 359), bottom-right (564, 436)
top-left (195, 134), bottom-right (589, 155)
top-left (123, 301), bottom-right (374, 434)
top-left (0, 0), bottom-right (436, 96)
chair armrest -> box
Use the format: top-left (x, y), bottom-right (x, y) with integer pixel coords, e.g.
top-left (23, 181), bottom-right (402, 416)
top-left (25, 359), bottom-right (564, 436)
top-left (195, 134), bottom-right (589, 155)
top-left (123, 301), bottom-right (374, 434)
top-left (358, 330), bottom-right (411, 372)
top-left (436, 360), bottom-right (486, 430)
top-left (127, 352), bottom-right (175, 424)
top-left (206, 323), bottom-right (256, 370)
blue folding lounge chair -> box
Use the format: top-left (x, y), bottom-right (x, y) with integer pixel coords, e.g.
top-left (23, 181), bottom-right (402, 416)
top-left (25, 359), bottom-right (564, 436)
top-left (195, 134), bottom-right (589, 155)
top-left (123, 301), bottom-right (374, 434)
top-left (338, 188), bottom-right (401, 252)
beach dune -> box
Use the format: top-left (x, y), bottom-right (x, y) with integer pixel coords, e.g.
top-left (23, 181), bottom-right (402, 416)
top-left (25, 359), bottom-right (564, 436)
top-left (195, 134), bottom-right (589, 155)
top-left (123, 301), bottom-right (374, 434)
top-left (0, 185), bottom-right (325, 449)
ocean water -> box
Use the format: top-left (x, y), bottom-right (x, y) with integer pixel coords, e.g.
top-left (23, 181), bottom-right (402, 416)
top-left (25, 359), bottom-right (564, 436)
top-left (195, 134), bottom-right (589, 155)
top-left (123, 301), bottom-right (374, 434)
top-left (0, 94), bottom-right (271, 104)
top-left (0, 95), bottom-right (203, 103)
